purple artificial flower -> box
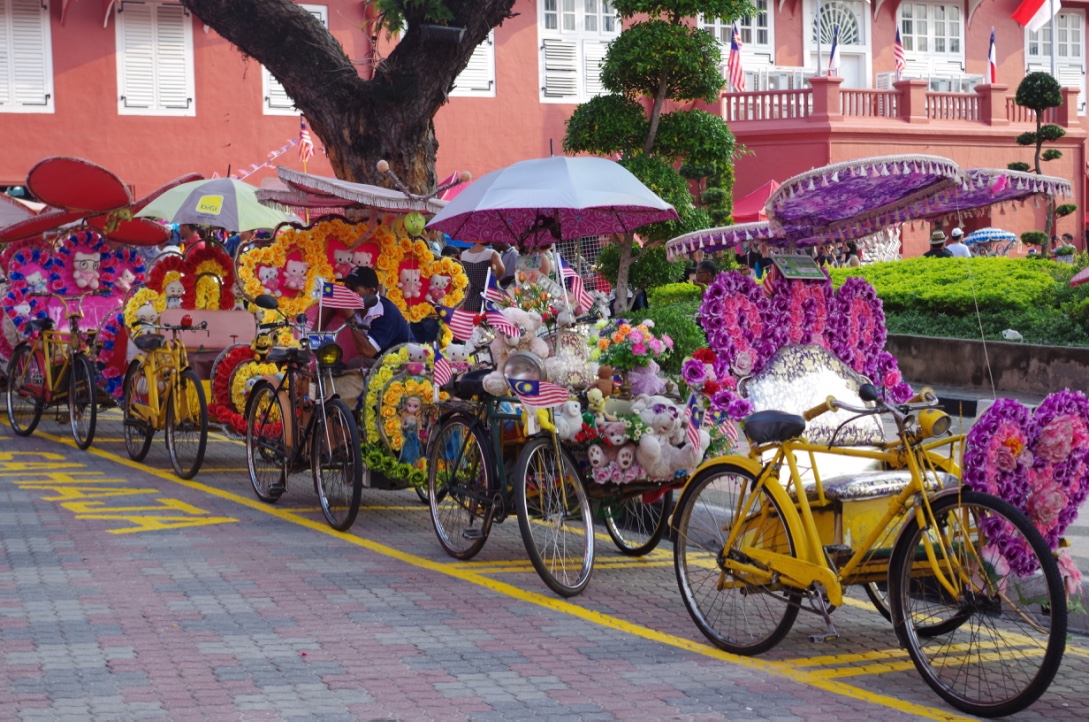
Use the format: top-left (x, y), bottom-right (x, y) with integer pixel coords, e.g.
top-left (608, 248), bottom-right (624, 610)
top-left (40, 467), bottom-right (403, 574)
top-left (681, 358), bottom-right (708, 386)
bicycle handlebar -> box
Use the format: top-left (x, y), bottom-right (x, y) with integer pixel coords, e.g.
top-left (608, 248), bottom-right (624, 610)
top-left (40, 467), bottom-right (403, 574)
top-left (133, 319), bottom-right (208, 333)
top-left (803, 385), bottom-right (941, 423)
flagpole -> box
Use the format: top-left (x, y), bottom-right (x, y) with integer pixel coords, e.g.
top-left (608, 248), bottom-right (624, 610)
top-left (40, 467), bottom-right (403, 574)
top-left (815, 0), bottom-right (822, 78)
top-left (1050, 0), bottom-right (1057, 76)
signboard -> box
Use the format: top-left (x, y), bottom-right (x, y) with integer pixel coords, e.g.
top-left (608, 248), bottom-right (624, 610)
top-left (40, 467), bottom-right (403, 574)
top-left (771, 254), bottom-right (826, 281)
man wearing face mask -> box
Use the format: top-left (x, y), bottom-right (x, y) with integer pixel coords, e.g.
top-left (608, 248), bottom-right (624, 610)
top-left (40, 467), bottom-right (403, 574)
top-left (341, 266), bottom-right (414, 358)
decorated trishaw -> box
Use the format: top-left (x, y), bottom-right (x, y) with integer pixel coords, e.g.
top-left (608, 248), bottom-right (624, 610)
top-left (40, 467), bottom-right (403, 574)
top-left (663, 155), bottom-right (1082, 717)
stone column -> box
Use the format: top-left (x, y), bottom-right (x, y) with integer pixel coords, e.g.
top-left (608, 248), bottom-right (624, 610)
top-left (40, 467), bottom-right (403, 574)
top-left (973, 83), bottom-right (1010, 126)
top-left (893, 79), bottom-right (929, 124)
top-left (808, 76), bottom-right (843, 123)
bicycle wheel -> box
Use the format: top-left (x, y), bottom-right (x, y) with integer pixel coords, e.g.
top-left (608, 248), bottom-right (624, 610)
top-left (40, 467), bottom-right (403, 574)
top-left (515, 437), bottom-right (594, 597)
top-left (68, 352), bottom-right (97, 450)
top-left (673, 463), bottom-right (801, 655)
top-left (888, 490), bottom-right (1067, 718)
top-left (427, 415), bottom-right (494, 560)
top-left (121, 360), bottom-right (154, 461)
top-left (245, 381), bottom-right (286, 503)
top-left (312, 398), bottom-right (364, 531)
top-left (603, 490), bottom-right (673, 557)
top-left (6, 342), bottom-right (44, 436)
top-left (165, 368), bottom-right (207, 480)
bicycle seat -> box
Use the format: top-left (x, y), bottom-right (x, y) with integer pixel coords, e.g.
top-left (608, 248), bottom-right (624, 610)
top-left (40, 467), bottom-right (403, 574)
top-left (453, 368), bottom-right (490, 400)
top-left (267, 346), bottom-right (311, 365)
top-left (133, 334), bottom-right (166, 352)
top-left (744, 410), bottom-right (806, 444)
top-left (26, 318), bottom-right (54, 333)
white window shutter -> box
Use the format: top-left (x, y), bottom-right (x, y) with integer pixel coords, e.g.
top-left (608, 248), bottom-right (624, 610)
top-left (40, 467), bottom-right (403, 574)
top-left (264, 4), bottom-right (326, 114)
top-left (155, 4), bottom-right (190, 110)
top-left (451, 31), bottom-right (495, 96)
top-left (1058, 66), bottom-right (1086, 111)
top-left (542, 38), bottom-right (578, 99)
top-left (6, 0), bottom-right (51, 109)
top-left (120, 3), bottom-right (156, 109)
top-left (583, 40), bottom-right (608, 96)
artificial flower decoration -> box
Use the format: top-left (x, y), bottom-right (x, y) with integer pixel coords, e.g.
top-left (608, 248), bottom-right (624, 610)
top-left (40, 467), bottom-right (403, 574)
top-left (238, 227), bottom-right (334, 318)
top-left (183, 244), bottom-right (236, 310)
top-left (594, 319), bottom-right (673, 373)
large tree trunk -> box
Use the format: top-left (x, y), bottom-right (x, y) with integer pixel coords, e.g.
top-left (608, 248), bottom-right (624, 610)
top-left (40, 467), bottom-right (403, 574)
top-left (181, 0), bottom-right (515, 193)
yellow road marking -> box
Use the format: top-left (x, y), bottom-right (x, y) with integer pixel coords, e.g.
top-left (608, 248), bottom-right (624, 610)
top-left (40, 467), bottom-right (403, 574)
top-left (11, 426), bottom-right (1082, 722)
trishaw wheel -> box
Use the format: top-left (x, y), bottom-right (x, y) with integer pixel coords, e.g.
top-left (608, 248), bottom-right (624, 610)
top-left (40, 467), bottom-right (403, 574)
top-left (862, 582), bottom-right (892, 622)
top-left (427, 415), bottom-right (493, 560)
top-left (121, 360), bottom-right (154, 461)
top-left (165, 368), bottom-right (207, 480)
top-left (673, 463), bottom-right (800, 656)
top-left (68, 352), bottom-right (97, 450)
top-left (515, 437), bottom-right (594, 597)
top-left (888, 490), bottom-right (1066, 718)
top-left (312, 398), bottom-right (364, 531)
top-left (245, 381), bottom-right (286, 503)
top-left (6, 342), bottom-right (44, 437)
top-left (603, 490), bottom-right (673, 557)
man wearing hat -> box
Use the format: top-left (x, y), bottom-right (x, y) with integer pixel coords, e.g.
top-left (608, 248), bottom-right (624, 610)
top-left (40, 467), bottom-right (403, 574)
top-left (923, 230), bottom-right (953, 258)
top-left (946, 228), bottom-right (971, 258)
top-left (340, 266), bottom-right (414, 359)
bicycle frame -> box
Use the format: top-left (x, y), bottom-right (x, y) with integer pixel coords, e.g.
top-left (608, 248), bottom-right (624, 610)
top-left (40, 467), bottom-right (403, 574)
top-left (128, 329), bottom-right (196, 429)
top-left (20, 294), bottom-right (100, 404)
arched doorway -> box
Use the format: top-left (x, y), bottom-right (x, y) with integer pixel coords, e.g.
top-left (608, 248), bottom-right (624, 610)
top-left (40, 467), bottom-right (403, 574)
top-left (806, 0), bottom-right (870, 87)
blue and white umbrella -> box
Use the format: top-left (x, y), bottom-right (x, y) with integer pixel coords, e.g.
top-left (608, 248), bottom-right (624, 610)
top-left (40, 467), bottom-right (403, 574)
top-left (963, 227), bottom-right (1017, 245)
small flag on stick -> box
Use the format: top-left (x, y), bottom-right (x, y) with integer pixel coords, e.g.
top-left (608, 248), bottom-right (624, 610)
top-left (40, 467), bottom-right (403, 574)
top-left (507, 379), bottom-right (570, 409)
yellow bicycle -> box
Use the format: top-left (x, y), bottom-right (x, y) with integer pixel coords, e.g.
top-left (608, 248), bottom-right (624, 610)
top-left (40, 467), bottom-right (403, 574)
top-left (121, 318), bottom-right (209, 479)
top-left (6, 293), bottom-right (103, 449)
top-left (672, 383), bottom-right (1066, 717)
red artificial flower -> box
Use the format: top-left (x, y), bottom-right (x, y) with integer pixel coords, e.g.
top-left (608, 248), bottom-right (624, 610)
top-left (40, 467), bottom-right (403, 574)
top-left (693, 348), bottom-right (716, 364)
top-left (702, 379), bottom-right (720, 396)
top-left (473, 313), bottom-right (486, 325)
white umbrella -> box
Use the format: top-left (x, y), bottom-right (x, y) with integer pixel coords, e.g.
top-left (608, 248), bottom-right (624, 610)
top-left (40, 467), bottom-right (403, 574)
top-left (426, 156), bottom-right (677, 246)
top-left (136, 178), bottom-right (298, 232)
top-left (963, 227), bottom-right (1017, 245)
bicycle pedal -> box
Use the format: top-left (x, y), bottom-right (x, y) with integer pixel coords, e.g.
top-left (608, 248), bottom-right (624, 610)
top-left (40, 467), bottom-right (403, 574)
top-left (461, 528), bottom-right (486, 540)
top-left (808, 633), bottom-right (840, 644)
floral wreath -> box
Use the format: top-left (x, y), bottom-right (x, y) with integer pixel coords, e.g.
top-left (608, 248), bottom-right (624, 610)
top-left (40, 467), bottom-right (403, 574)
top-left (1, 285), bottom-right (49, 339)
top-left (94, 309), bottom-right (128, 399)
top-left (123, 288), bottom-right (167, 331)
top-left (770, 276), bottom-right (834, 348)
top-left (183, 244), bottom-right (236, 310)
top-left (208, 344), bottom-right (258, 434)
top-left (828, 278), bottom-right (886, 380)
top-left (6, 245), bottom-right (54, 297)
top-left (231, 361), bottom-right (284, 421)
top-left (50, 230), bottom-right (114, 295)
top-left (426, 256), bottom-right (469, 308)
top-left (238, 228), bottom-right (333, 318)
top-left (147, 253), bottom-right (187, 294)
top-left (102, 247), bottom-right (147, 294)
top-left (383, 237), bottom-right (442, 323)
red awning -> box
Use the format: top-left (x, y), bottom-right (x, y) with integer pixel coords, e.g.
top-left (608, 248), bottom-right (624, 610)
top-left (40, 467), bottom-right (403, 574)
top-left (732, 179), bottom-right (780, 224)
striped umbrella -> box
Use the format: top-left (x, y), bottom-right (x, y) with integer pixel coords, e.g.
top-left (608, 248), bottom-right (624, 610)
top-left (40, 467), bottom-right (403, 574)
top-left (963, 227), bottom-right (1017, 245)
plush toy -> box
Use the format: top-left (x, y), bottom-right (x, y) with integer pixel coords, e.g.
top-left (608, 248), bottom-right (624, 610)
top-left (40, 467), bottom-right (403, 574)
top-left (283, 259), bottom-right (309, 292)
top-left (482, 307), bottom-right (550, 396)
top-left (631, 394), bottom-right (686, 479)
top-left (405, 343), bottom-right (430, 375)
top-left (600, 420), bottom-right (628, 447)
top-left (586, 388), bottom-right (615, 423)
top-left (115, 267), bottom-right (137, 294)
top-left (73, 251), bottom-right (101, 290)
top-left (628, 358), bottom-right (666, 397)
top-left (24, 270), bottom-right (48, 295)
top-left (258, 266), bottom-right (280, 296)
top-left (427, 274), bottom-right (450, 303)
top-left (333, 248), bottom-right (353, 280)
top-left (164, 277), bottom-right (186, 309)
top-left (587, 444), bottom-right (615, 469)
top-left (616, 444), bottom-right (637, 471)
top-left (399, 268), bottom-right (423, 300)
top-left (443, 341), bottom-right (472, 372)
top-left (553, 400), bottom-right (584, 442)
top-left (592, 364), bottom-right (615, 397)
top-left (664, 429), bottom-right (711, 475)
top-left (351, 249), bottom-right (374, 268)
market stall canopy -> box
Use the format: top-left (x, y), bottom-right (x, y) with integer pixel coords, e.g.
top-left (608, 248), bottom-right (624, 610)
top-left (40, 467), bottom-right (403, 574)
top-left (26, 156), bottom-right (132, 212)
top-left (766, 155), bottom-right (962, 244)
top-left (426, 156), bottom-right (678, 247)
top-left (732, 180), bottom-right (780, 224)
top-left (0, 194), bottom-right (36, 228)
top-left (665, 221), bottom-right (783, 260)
top-left (137, 177), bottom-right (297, 232)
top-left (260, 167), bottom-right (449, 215)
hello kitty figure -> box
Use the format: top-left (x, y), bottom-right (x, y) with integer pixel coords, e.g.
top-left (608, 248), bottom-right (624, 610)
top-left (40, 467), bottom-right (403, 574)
top-left (333, 248), bottom-right (353, 280)
top-left (13, 299), bottom-right (32, 318)
top-left (399, 268), bottom-right (422, 300)
top-left (351, 250), bottom-right (374, 268)
top-left (427, 274), bottom-right (450, 303)
top-left (115, 267), bottom-right (137, 294)
top-left (283, 259), bottom-right (309, 293)
top-left (24, 270), bottom-right (48, 295)
top-left (164, 279), bottom-right (186, 309)
top-left (73, 251), bottom-right (101, 290)
top-left (258, 266), bottom-right (281, 296)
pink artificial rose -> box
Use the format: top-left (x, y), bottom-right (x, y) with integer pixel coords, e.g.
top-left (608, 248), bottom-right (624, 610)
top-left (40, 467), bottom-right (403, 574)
top-left (1028, 477), bottom-right (1066, 534)
top-left (731, 351), bottom-right (754, 377)
top-left (647, 338), bottom-right (663, 354)
top-left (972, 545), bottom-right (1010, 597)
top-left (1057, 550), bottom-right (1083, 598)
top-left (631, 343), bottom-right (648, 356)
top-left (662, 334), bottom-right (673, 349)
top-left (628, 331), bottom-right (644, 344)
top-left (1037, 418), bottom-right (1075, 463)
top-left (721, 376), bottom-right (738, 390)
top-left (882, 369), bottom-right (902, 388)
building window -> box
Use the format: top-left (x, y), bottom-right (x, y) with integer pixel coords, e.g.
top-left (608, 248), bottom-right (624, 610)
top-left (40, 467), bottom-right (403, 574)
top-left (451, 31), bottom-right (496, 98)
top-left (0, 0), bottom-right (54, 113)
top-left (115, 1), bottom-right (195, 116)
top-left (539, 0), bottom-right (620, 103)
top-left (1026, 11), bottom-right (1085, 114)
top-left (898, 3), bottom-right (961, 56)
top-left (264, 4), bottom-right (327, 114)
top-left (701, 1), bottom-right (771, 48)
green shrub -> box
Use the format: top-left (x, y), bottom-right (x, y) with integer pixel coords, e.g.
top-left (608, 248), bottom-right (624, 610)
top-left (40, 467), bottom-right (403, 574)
top-left (649, 282), bottom-right (703, 305)
top-left (639, 300), bottom-right (706, 374)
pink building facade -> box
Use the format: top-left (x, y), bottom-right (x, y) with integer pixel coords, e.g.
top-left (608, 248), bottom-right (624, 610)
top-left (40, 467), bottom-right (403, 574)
top-left (1, 1), bottom-right (1084, 255)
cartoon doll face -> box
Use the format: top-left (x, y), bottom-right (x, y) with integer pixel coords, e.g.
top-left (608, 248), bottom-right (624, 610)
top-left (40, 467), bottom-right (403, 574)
top-left (399, 268), bottom-right (422, 299)
top-left (135, 302), bottom-right (159, 327)
top-left (404, 397), bottom-right (421, 416)
top-left (283, 259), bottom-right (309, 291)
top-left (351, 250), bottom-right (374, 268)
top-left (116, 268), bottom-right (137, 293)
top-left (258, 266), bottom-right (280, 295)
top-left (73, 252), bottom-right (101, 290)
top-left (427, 274), bottom-right (450, 302)
top-left (24, 270), bottom-right (47, 295)
top-left (333, 249), bottom-right (353, 279)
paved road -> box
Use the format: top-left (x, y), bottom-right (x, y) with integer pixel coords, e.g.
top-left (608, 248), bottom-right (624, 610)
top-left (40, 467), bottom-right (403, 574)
top-left (1, 408), bottom-right (1087, 721)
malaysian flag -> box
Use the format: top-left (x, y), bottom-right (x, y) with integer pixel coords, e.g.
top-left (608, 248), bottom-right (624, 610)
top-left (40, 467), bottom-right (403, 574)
top-left (433, 344), bottom-right (453, 388)
top-left (484, 299), bottom-right (520, 339)
top-left (484, 272), bottom-right (508, 304)
top-left (988, 27), bottom-right (998, 84)
top-left (321, 282), bottom-right (368, 309)
top-left (559, 255), bottom-right (594, 313)
top-left (685, 395), bottom-right (703, 451)
top-left (827, 25), bottom-right (840, 77)
top-left (894, 27), bottom-right (907, 81)
top-left (507, 378), bottom-right (570, 409)
top-left (299, 117), bottom-right (315, 163)
top-left (726, 24), bottom-right (745, 92)
top-left (433, 303), bottom-right (477, 341)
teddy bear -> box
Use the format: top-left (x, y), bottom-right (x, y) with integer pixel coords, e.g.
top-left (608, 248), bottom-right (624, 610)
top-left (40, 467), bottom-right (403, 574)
top-left (399, 268), bottom-right (423, 300)
top-left (332, 248), bottom-right (353, 280)
top-left (351, 249), bottom-right (374, 268)
top-left (427, 274), bottom-right (450, 303)
top-left (630, 394), bottom-right (686, 479)
top-left (482, 306), bottom-right (549, 397)
top-left (592, 364), bottom-right (615, 397)
top-left (282, 259), bottom-right (309, 292)
top-left (599, 420), bottom-right (628, 447)
top-left (616, 444), bottom-right (637, 471)
top-left (664, 429), bottom-right (710, 475)
top-left (553, 400), bottom-right (584, 442)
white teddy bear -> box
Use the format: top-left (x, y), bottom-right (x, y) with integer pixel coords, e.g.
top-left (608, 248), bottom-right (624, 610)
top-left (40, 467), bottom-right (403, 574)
top-left (482, 306), bottom-right (550, 396)
top-left (553, 400), bottom-right (584, 442)
top-left (630, 394), bottom-right (686, 479)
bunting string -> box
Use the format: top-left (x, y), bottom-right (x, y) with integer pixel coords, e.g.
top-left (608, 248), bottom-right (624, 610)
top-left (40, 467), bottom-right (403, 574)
top-left (231, 139), bottom-right (299, 181)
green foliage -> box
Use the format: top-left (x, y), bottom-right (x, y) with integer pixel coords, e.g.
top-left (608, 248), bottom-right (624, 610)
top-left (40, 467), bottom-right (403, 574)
top-left (1039, 124), bottom-right (1067, 142)
top-left (563, 95), bottom-right (648, 156)
top-left (1008, 162), bottom-right (1031, 172)
top-left (1042, 148), bottom-right (1063, 161)
top-left (611, 0), bottom-right (757, 20)
top-left (619, 155), bottom-right (711, 241)
top-left (702, 187), bottom-right (727, 206)
top-left (595, 243), bottom-right (686, 292)
top-left (639, 300), bottom-right (707, 373)
top-left (1016, 131), bottom-right (1037, 146)
top-left (372, 0), bottom-right (453, 34)
top-left (601, 21), bottom-right (724, 102)
top-left (1016, 72), bottom-right (1063, 111)
top-left (1055, 203), bottom-right (1078, 218)
top-left (648, 282), bottom-right (704, 305)
top-left (654, 110), bottom-right (735, 168)
top-left (1022, 231), bottom-right (1048, 246)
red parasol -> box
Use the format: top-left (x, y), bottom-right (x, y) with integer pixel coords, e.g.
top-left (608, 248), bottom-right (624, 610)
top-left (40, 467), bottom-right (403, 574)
top-left (1070, 267), bottom-right (1089, 288)
top-left (26, 157), bottom-right (133, 212)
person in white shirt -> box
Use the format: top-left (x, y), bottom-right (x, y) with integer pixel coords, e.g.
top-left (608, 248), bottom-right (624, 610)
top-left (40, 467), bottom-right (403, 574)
top-left (946, 228), bottom-right (971, 258)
